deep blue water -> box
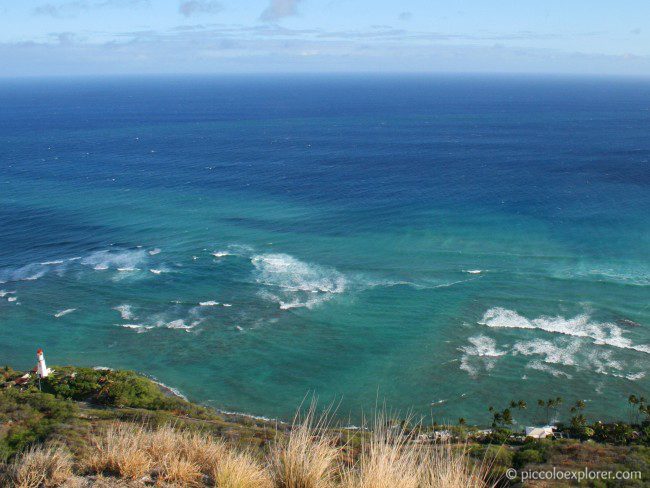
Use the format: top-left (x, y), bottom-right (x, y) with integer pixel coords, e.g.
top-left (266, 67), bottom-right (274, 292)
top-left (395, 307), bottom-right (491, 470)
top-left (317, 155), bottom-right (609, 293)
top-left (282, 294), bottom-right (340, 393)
top-left (1, 75), bottom-right (648, 424)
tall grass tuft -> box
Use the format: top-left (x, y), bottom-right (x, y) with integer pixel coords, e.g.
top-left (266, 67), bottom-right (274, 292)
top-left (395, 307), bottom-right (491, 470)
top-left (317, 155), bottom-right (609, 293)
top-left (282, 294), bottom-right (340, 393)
top-left (419, 443), bottom-right (495, 488)
top-left (342, 415), bottom-right (421, 488)
top-left (211, 449), bottom-right (273, 488)
top-left (3, 444), bottom-right (72, 488)
top-left (270, 402), bottom-right (343, 488)
top-left (14, 409), bottom-right (494, 488)
top-left (81, 422), bottom-right (151, 479)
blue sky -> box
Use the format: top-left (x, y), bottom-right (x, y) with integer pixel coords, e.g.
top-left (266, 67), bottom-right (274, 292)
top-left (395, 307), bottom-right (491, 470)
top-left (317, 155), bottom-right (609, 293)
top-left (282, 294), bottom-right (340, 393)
top-left (1, 0), bottom-right (649, 76)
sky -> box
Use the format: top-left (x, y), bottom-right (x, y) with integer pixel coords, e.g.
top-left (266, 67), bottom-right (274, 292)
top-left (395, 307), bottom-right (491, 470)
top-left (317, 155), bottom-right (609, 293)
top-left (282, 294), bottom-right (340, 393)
top-left (1, 0), bottom-right (649, 77)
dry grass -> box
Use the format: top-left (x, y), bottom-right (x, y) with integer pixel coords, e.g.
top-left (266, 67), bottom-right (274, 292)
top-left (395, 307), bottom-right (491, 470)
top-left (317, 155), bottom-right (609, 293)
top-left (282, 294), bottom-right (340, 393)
top-left (342, 418), bottom-right (421, 488)
top-left (3, 444), bottom-right (73, 488)
top-left (269, 404), bottom-right (343, 488)
top-left (81, 423), bottom-right (152, 480)
top-left (5, 410), bottom-right (493, 488)
top-left (158, 455), bottom-right (203, 485)
top-left (211, 449), bottom-right (273, 488)
top-left (419, 443), bottom-right (493, 488)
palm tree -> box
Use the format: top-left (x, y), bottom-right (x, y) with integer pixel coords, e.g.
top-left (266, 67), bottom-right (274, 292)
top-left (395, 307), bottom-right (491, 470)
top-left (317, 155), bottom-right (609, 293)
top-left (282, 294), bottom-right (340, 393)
top-left (628, 395), bottom-right (639, 425)
top-left (536, 399), bottom-right (545, 423)
top-left (570, 400), bottom-right (586, 413)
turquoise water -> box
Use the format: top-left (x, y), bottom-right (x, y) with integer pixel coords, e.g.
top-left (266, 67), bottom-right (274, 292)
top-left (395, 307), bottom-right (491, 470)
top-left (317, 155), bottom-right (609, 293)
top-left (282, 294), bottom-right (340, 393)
top-left (1, 75), bottom-right (648, 424)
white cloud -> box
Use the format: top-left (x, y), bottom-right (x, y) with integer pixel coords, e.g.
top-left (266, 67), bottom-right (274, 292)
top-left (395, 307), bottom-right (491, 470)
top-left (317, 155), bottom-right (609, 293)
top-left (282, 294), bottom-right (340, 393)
top-left (260, 0), bottom-right (302, 22)
top-left (33, 0), bottom-right (148, 18)
top-left (179, 0), bottom-right (222, 17)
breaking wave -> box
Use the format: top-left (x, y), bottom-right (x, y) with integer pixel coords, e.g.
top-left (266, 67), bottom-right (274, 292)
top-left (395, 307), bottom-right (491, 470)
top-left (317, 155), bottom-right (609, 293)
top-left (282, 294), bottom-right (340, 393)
top-left (0, 263), bottom-right (50, 283)
top-left (479, 307), bottom-right (649, 354)
top-left (54, 308), bottom-right (76, 318)
top-left (113, 304), bottom-right (135, 320)
top-left (458, 335), bottom-right (506, 378)
top-left (81, 249), bottom-right (148, 271)
top-left (251, 253), bottom-right (347, 310)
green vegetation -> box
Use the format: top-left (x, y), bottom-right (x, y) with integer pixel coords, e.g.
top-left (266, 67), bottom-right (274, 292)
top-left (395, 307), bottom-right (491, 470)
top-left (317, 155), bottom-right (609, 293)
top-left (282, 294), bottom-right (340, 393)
top-left (1, 365), bottom-right (649, 486)
top-left (0, 388), bottom-right (75, 461)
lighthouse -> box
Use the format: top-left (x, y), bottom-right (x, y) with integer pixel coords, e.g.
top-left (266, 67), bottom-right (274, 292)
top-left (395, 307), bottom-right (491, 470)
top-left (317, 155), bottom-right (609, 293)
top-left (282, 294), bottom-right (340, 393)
top-left (36, 348), bottom-right (50, 378)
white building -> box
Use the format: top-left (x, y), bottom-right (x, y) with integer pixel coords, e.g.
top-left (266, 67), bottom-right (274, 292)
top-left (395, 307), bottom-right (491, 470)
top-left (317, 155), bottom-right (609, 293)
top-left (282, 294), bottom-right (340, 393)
top-left (525, 426), bottom-right (555, 439)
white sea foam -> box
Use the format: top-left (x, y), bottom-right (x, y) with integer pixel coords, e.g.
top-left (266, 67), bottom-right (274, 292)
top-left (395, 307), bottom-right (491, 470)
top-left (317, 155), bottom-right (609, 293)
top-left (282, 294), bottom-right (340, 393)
top-left (149, 269), bottom-right (164, 275)
top-left (622, 372), bottom-right (646, 381)
top-left (479, 307), bottom-right (650, 354)
top-left (7, 297), bottom-right (17, 303)
top-left (464, 269), bottom-right (483, 274)
top-left (559, 264), bottom-right (650, 286)
top-left (54, 308), bottom-right (76, 318)
top-left (222, 303), bottom-right (232, 307)
top-left (211, 251), bottom-right (231, 258)
top-left (526, 360), bottom-right (572, 379)
top-left (147, 377), bottom-right (188, 401)
top-left (458, 335), bottom-right (506, 377)
top-left (199, 301), bottom-right (219, 306)
top-left (119, 323), bottom-right (154, 333)
top-left (82, 249), bottom-right (147, 271)
top-left (117, 267), bottom-right (139, 272)
top-left (41, 260), bottom-right (65, 265)
top-left (0, 290), bottom-right (15, 298)
top-left (251, 253), bottom-right (347, 309)
top-left (512, 338), bottom-right (581, 367)
top-left (113, 304), bottom-right (135, 320)
top-left (165, 319), bottom-right (202, 331)
top-left (148, 248), bottom-right (161, 256)
top-left (0, 263), bottom-right (50, 283)
top-left (461, 335), bottom-right (506, 357)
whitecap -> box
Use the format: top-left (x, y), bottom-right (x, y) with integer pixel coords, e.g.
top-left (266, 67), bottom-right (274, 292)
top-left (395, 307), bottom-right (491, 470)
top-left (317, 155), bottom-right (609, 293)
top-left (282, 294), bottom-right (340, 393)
top-left (165, 319), bottom-right (202, 331)
top-left (526, 360), bottom-right (572, 379)
top-left (458, 335), bottom-right (506, 378)
top-left (464, 269), bottom-right (483, 274)
top-left (199, 301), bottom-right (219, 306)
top-left (117, 267), bottom-right (139, 272)
top-left (512, 338), bottom-right (581, 367)
top-left (479, 307), bottom-right (650, 354)
top-left (119, 323), bottom-right (154, 333)
top-left (7, 297), bottom-right (17, 303)
top-left (222, 303), bottom-right (232, 307)
top-left (149, 269), bottom-right (163, 275)
top-left (41, 260), bottom-right (65, 265)
top-left (0, 263), bottom-right (49, 283)
top-left (211, 251), bottom-right (231, 258)
top-left (148, 248), bottom-right (161, 256)
top-left (54, 308), bottom-right (76, 318)
top-left (624, 372), bottom-right (646, 381)
top-left (113, 304), bottom-right (135, 320)
top-left (251, 253), bottom-right (346, 310)
top-left (82, 249), bottom-right (147, 271)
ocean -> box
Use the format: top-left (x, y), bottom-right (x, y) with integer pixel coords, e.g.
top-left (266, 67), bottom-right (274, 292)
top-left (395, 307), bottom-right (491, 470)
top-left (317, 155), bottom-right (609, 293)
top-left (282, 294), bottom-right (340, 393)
top-left (1, 75), bottom-right (648, 424)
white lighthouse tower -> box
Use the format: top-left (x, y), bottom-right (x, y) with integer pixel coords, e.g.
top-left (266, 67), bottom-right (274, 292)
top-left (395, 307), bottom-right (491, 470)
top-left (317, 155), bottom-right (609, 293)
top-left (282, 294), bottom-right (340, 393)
top-left (36, 348), bottom-right (50, 378)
